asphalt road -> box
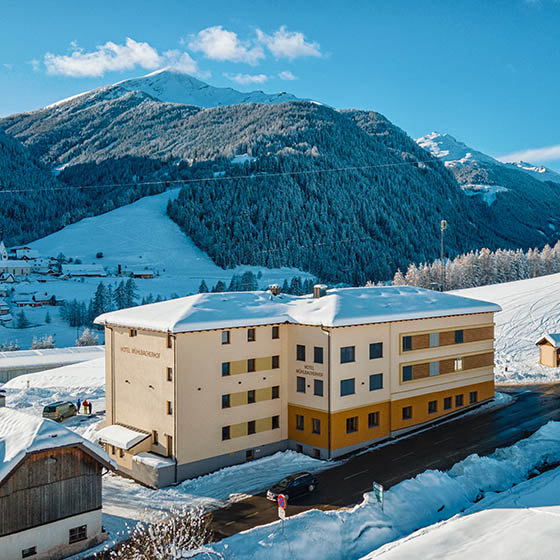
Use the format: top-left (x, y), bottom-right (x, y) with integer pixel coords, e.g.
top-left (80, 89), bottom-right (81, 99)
top-left (211, 384), bottom-right (560, 540)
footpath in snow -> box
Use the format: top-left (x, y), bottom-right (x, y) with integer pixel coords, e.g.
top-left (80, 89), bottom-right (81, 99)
top-left (205, 421), bottom-right (560, 560)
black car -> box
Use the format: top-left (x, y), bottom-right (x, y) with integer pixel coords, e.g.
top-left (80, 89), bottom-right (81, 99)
top-left (266, 472), bottom-right (318, 502)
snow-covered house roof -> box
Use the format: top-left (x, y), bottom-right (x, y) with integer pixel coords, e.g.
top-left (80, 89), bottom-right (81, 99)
top-left (0, 408), bottom-right (114, 484)
top-left (536, 333), bottom-right (560, 348)
top-left (95, 286), bottom-right (501, 334)
top-left (61, 264), bottom-right (107, 276)
top-left (95, 424), bottom-right (149, 450)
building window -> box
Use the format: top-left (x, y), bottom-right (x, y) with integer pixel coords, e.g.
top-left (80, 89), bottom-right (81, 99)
top-left (69, 525), bottom-right (87, 544)
top-left (311, 346), bottom-right (324, 365)
top-left (455, 329), bottom-right (464, 344)
top-left (272, 415), bottom-right (280, 429)
top-left (222, 394), bottom-right (230, 409)
top-left (402, 336), bottom-right (412, 351)
top-left (454, 357), bottom-right (463, 371)
top-left (129, 329), bottom-right (137, 337)
top-left (370, 342), bottom-right (383, 359)
top-left (296, 414), bottom-right (304, 431)
top-left (296, 344), bottom-right (306, 361)
top-left (340, 346), bottom-right (355, 363)
top-left (22, 547), bottom-right (36, 558)
top-left (166, 367), bottom-right (173, 381)
top-left (119, 448), bottom-right (124, 458)
top-left (369, 373), bottom-right (383, 391)
top-left (248, 358), bottom-right (256, 372)
top-left (166, 401), bottom-right (173, 415)
top-left (246, 449), bottom-right (254, 461)
top-left (222, 426), bottom-right (230, 440)
top-left (313, 448), bottom-right (321, 459)
top-left (340, 378), bottom-right (355, 396)
top-left (314, 379), bottom-right (324, 397)
top-left (455, 394), bottom-right (464, 407)
top-left (428, 400), bottom-right (437, 414)
top-left (346, 416), bottom-right (358, 433)
top-left (368, 411), bottom-right (379, 428)
top-left (429, 332), bottom-right (440, 347)
top-left (272, 385), bottom-right (280, 399)
top-left (248, 390), bottom-right (256, 404)
top-left (152, 430), bottom-right (158, 445)
top-left (297, 376), bottom-right (306, 393)
top-left (167, 334), bottom-right (173, 349)
top-left (248, 420), bottom-right (256, 434)
top-left (429, 361), bottom-right (439, 376)
top-left (248, 328), bottom-right (256, 342)
top-left (469, 391), bottom-right (478, 404)
top-left (296, 444), bottom-right (303, 453)
top-left (312, 418), bottom-right (321, 434)
top-left (402, 406), bottom-right (412, 420)
top-left (111, 445), bottom-right (116, 455)
top-left (402, 365), bottom-right (413, 381)
top-left (222, 362), bottom-right (230, 376)
top-left (444, 396), bottom-right (452, 410)
top-left (272, 355), bottom-right (280, 369)
top-left (272, 326), bottom-right (280, 339)
top-left (222, 330), bottom-right (230, 344)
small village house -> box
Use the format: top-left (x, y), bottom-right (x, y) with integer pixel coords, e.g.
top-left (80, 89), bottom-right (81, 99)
top-left (536, 334), bottom-right (560, 368)
top-left (0, 408), bottom-right (114, 560)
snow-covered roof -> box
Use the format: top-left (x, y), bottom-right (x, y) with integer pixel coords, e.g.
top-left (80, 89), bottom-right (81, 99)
top-left (95, 286), bottom-right (501, 334)
top-left (61, 264), bottom-right (106, 275)
top-left (0, 345), bottom-right (105, 371)
top-left (95, 424), bottom-right (150, 450)
top-left (0, 408), bottom-right (114, 484)
top-left (0, 260), bottom-right (31, 268)
top-left (536, 333), bottom-right (560, 348)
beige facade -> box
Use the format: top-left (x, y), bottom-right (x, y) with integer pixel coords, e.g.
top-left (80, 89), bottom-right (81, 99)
top-left (98, 288), bottom-right (498, 488)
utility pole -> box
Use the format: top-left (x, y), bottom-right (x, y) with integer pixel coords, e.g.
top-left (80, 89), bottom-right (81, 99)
top-left (440, 219), bottom-right (447, 291)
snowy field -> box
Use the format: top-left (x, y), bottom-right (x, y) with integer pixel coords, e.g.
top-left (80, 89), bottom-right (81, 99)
top-left (0, 189), bottom-right (313, 348)
top-left (453, 273), bottom-right (560, 383)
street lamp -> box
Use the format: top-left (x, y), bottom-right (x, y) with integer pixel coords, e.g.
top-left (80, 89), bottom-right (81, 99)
top-left (440, 219), bottom-right (447, 291)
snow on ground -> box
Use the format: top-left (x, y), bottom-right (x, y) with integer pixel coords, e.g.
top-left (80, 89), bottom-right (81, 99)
top-left (0, 189), bottom-right (312, 348)
top-left (460, 183), bottom-right (509, 205)
top-left (205, 421), bottom-right (560, 560)
top-left (365, 455), bottom-right (560, 559)
top-left (453, 273), bottom-right (560, 383)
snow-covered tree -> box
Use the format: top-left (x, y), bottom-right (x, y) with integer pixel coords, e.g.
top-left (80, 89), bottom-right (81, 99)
top-left (16, 310), bottom-right (29, 329)
top-left (31, 335), bottom-right (55, 349)
top-left (76, 328), bottom-right (99, 346)
top-left (198, 280), bottom-right (209, 293)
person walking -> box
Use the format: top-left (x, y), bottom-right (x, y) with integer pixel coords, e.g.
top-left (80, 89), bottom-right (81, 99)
top-left (83, 400), bottom-right (89, 415)
top-left (76, 399), bottom-right (81, 414)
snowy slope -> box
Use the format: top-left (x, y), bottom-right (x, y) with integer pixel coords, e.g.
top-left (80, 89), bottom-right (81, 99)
top-left (453, 273), bottom-right (560, 384)
top-left (51, 68), bottom-right (303, 109)
top-left (504, 160), bottom-right (560, 183)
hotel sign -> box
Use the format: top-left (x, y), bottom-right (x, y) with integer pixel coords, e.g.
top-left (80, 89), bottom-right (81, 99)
top-left (120, 346), bottom-right (161, 359)
top-left (295, 364), bottom-right (324, 377)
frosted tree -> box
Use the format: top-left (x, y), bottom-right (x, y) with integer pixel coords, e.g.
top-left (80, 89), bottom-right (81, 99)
top-left (16, 310), bottom-right (29, 329)
top-left (31, 335), bottom-right (55, 349)
top-left (76, 328), bottom-right (99, 346)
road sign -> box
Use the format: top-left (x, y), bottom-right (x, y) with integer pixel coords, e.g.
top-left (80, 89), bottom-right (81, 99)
top-left (278, 506), bottom-right (286, 520)
top-left (277, 494), bottom-right (286, 510)
top-left (373, 482), bottom-right (384, 510)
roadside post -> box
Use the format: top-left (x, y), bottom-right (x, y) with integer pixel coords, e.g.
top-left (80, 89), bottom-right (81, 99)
top-left (278, 493), bottom-right (287, 531)
top-left (373, 482), bottom-right (384, 511)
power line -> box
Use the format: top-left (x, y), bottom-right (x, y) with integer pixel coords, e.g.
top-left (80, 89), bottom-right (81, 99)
top-left (0, 158), bottom-right (436, 195)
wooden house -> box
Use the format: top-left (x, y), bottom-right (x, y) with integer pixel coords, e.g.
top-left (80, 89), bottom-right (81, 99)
top-left (536, 334), bottom-right (560, 367)
top-left (0, 408), bottom-right (114, 559)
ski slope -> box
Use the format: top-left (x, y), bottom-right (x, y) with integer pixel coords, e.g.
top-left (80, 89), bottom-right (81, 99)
top-left (453, 273), bottom-right (560, 383)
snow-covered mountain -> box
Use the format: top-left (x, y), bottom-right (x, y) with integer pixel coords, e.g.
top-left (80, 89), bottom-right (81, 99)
top-left (417, 131), bottom-right (560, 185)
top-left (49, 68), bottom-right (303, 110)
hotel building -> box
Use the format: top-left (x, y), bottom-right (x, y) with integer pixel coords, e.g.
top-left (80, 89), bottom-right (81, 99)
top-left (94, 286), bottom-right (500, 488)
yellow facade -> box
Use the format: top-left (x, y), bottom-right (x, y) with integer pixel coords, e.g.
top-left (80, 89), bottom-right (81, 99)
top-left (102, 304), bottom-right (497, 482)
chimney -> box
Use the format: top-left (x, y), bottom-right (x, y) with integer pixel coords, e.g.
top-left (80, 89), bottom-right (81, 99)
top-left (313, 284), bottom-right (328, 299)
top-left (269, 284), bottom-right (281, 296)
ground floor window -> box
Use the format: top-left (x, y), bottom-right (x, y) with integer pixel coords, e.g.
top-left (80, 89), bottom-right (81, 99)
top-left (22, 547), bottom-right (36, 558)
top-left (368, 411), bottom-right (379, 428)
top-left (296, 444), bottom-right (303, 453)
top-left (402, 406), bottom-right (412, 420)
top-left (428, 400), bottom-right (437, 414)
top-left (248, 420), bottom-right (256, 434)
top-left (222, 426), bottom-right (230, 440)
top-left (69, 524), bottom-right (87, 544)
top-left (312, 418), bottom-right (321, 434)
top-left (246, 449), bottom-right (254, 461)
top-left (296, 414), bottom-right (304, 430)
top-left (272, 415), bottom-right (280, 429)
top-left (346, 416), bottom-right (358, 433)
top-left (469, 391), bottom-right (478, 404)
top-left (313, 448), bottom-right (321, 459)
top-left (455, 394), bottom-right (464, 407)
top-left (444, 396), bottom-right (452, 410)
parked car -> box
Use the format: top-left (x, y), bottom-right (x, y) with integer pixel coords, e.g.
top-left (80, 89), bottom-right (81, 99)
top-left (42, 401), bottom-right (77, 422)
top-left (266, 472), bottom-right (318, 501)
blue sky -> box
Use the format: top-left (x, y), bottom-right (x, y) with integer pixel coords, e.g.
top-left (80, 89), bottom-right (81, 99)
top-left (1, 0), bottom-right (559, 169)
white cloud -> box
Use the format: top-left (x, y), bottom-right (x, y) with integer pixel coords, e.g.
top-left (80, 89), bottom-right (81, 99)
top-left (2, 63), bottom-right (13, 71)
top-left (498, 144), bottom-right (560, 163)
top-left (278, 70), bottom-right (297, 81)
top-left (257, 26), bottom-right (321, 60)
top-left (189, 26), bottom-right (264, 65)
top-left (43, 38), bottom-right (205, 78)
top-left (44, 38), bottom-right (163, 77)
top-left (29, 59), bottom-right (40, 72)
top-left (225, 72), bottom-right (268, 85)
